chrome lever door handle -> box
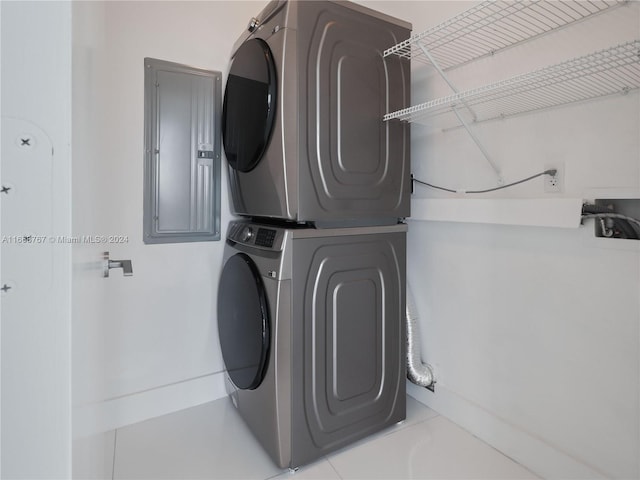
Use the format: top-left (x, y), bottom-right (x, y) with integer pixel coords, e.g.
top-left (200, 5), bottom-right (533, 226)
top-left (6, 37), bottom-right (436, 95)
top-left (103, 252), bottom-right (133, 277)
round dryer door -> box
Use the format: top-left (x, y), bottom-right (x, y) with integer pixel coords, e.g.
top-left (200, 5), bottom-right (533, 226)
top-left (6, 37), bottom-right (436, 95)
top-left (222, 38), bottom-right (277, 173)
top-left (217, 253), bottom-right (270, 390)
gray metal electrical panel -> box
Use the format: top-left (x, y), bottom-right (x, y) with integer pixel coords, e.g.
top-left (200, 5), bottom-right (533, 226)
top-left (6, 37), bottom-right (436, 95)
top-left (144, 58), bottom-right (221, 244)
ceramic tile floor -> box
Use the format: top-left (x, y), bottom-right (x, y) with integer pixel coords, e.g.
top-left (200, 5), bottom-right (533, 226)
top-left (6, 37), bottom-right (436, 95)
top-left (112, 396), bottom-right (539, 479)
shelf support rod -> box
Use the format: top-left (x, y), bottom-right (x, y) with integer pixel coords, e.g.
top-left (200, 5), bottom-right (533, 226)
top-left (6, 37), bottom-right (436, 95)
top-left (451, 106), bottom-right (502, 182)
top-left (417, 43), bottom-right (477, 121)
top-left (417, 42), bottom-right (503, 184)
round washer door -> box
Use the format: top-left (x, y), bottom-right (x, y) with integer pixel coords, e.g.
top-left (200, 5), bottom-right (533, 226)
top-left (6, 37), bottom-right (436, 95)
top-left (222, 38), bottom-right (277, 173)
top-left (217, 253), bottom-right (270, 390)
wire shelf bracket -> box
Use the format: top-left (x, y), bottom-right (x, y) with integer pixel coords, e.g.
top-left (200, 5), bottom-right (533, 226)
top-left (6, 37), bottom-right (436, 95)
top-left (417, 42), bottom-right (503, 183)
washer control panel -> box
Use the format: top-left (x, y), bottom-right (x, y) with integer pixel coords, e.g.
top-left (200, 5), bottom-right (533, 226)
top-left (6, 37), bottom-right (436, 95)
top-left (227, 221), bottom-right (281, 250)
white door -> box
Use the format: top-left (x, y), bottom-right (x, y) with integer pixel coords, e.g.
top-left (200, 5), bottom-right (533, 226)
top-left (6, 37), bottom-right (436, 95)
top-left (1, 2), bottom-right (73, 477)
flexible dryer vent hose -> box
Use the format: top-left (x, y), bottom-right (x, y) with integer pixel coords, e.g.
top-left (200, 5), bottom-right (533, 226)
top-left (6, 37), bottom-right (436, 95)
top-left (406, 286), bottom-right (435, 388)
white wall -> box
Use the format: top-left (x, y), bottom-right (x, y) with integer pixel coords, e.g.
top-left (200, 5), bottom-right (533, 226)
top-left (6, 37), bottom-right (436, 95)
top-left (71, 1), bottom-right (262, 477)
top-left (30, 0), bottom-right (637, 478)
top-left (361, 1), bottom-right (640, 478)
top-left (1, 1), bottom-right (72, 478)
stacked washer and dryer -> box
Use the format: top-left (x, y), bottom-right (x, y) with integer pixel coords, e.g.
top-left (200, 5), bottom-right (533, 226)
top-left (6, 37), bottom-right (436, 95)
top-left (217, 0), bottom-right (411, 469)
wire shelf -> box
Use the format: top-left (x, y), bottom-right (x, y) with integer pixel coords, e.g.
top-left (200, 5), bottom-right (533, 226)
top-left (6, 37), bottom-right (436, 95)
top-left (384, 40), bottom-right (640, 124)
top-left (384, 0), bottom-right (625, 70)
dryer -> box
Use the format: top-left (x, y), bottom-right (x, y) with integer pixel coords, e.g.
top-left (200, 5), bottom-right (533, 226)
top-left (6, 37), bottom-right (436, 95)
top-left (222, 1), bottom-right (411, 226)
top-left (217, 220), bottom-right (407, 468)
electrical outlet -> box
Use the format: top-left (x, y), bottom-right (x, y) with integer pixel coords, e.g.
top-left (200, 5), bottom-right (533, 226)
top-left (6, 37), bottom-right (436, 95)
top-left (544, 163), bottom-right (563, 193)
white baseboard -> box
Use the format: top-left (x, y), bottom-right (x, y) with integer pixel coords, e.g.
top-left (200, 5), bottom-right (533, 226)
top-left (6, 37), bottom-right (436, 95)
top-left (74, 372), bottom-right (227, 437)
top-left (407, 381), bottom-right (607, 479)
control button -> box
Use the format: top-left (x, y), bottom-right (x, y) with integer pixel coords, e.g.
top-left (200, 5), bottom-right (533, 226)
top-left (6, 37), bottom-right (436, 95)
top-left (240, 226), bottom-right (254, 243)
top-left (248, 17), bottom-right (260, 32)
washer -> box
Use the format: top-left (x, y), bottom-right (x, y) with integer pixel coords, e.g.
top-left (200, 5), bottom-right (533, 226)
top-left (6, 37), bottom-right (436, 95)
top-left (217, 220), bottom-right (406, 468)
top-left (222, 1), bottom-right (411, 226)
